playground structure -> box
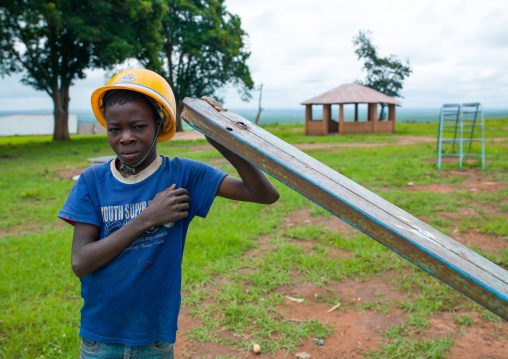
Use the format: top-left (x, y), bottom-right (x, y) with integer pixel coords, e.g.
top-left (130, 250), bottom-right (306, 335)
top-left (181, 97), bottom-right (508, 321)
top-left (437, 103), bottom-right (485, 170)
top-left (301, 83), bottom-right (399, 136)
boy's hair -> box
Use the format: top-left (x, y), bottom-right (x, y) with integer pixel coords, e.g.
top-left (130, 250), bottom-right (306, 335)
top-left (101, 89), bottom-right (161, 123)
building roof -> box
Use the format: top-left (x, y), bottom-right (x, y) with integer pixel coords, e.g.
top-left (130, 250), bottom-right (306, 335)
top-left (301, 83), bottom-right (401, 105)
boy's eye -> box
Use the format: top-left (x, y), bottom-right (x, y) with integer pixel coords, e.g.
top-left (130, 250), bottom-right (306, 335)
top-left (108, 128), bottom-right (120, 132)
top-left (134, 125), bottom-right (147, 129)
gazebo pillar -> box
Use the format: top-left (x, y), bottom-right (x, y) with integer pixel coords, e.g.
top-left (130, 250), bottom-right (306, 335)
top-left (369, 103), bottom-right (377, 132)
top-left (339, 104), bottom-right (344, 135)
top-left (354, 103), bottom-right (359, 122)
top-left (323, 104), bottom-right (331, 135)
top-left (388, 104), bottom-right (396, 133)
top-left (305, 104), bottom-right (312, 135)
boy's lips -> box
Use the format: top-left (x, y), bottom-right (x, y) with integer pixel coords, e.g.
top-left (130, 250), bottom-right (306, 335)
top-left (120, 151), bottom-right (140, 160)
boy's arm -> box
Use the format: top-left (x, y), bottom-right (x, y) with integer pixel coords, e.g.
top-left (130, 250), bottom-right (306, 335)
top-left (207, 137), bottom-right (279, 204)
top-left (200, 96), bottom-right (279, 204)
top-left (71, 184), bottom-right (190, 278)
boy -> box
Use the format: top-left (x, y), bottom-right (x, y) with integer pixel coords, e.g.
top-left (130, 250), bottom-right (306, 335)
top-left (58, 68), bottom-right (279, 358)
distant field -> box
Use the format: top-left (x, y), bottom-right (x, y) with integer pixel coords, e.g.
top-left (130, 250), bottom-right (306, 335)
top-left (0, 119), bottom-right (506, 358)
top-left (3, 106), bottom-right (504, 127)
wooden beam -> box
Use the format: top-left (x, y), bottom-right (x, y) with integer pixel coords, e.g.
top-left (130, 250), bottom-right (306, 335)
top-left (323, 104), bottom-right (331, 135)
top-left (389, 104), bottom-right (396, 133)
top-left (339, 104), bottom-right (344, 135)
top-left (181, 97), bottom-right (508, 320)
top-left (305, 104), bottom-right (312, 136)
top-left (369, 103), bottom-right (377, 132)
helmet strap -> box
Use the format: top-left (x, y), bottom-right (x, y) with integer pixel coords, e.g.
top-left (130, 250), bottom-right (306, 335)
top-left (118, 120), bottom-right (163, 178)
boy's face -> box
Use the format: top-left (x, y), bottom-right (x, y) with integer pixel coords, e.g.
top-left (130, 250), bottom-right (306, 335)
top-left (104, 101), bottom-right (158, 166)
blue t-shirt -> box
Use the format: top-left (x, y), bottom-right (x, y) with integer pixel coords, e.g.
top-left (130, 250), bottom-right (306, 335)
top-left (58, 156), bottom-right (226, 345)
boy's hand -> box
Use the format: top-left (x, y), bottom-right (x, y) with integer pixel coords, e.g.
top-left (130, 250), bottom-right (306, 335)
top-left (142, 184), bottom-right (190, 226)
top-left (201, 96), bottom-right (222, 112)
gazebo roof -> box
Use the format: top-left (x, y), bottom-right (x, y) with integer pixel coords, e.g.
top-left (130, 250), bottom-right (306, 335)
top-left (301, 83), bottom-right (401, 105)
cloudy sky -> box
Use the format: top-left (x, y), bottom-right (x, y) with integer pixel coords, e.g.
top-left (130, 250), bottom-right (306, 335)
top-left (1, 0), bottom-right (507, 112)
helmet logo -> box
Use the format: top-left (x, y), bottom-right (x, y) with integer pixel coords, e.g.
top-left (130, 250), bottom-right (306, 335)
top-left (119, 74), bottom-right (135, 82)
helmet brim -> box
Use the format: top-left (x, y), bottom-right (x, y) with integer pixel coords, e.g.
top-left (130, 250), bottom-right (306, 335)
top-left (91, 83), bottom-right (176, 143)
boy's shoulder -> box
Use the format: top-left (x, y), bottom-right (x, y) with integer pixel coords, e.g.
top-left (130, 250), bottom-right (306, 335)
top-left (78, 161), bottom-right (111, 183)
top-left (164, 156), bottom-right (210, 167)
top-left (163, 156), bottom-right (206, 170)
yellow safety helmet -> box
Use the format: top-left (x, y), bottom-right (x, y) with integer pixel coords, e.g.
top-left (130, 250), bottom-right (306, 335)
top-left (91, 68), bottom-right (177, 143)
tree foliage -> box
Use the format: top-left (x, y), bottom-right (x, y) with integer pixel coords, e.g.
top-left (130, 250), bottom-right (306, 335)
top-left (140, 0), bottom-right (254, 131)
top-left (0, 0), bottom-right (166, 140)
top-left (353, 30), bottom-right (412, 120)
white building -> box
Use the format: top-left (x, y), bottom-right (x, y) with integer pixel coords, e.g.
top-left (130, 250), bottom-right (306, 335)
top-left (0, 114), bottom-right (78, 136)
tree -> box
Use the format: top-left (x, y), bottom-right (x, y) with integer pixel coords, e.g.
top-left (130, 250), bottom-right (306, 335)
top-left (0, 0), bottom-right (166, 140)
top-left (353, 30), bottom-right (412, 120)
top-left (254, 82), bottom-right (263, 125)
top-left (140, 0), bottom-right (254, 131)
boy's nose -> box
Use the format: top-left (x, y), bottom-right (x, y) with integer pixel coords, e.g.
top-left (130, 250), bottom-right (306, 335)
top-left (119, 130), bottom-right (136, 144)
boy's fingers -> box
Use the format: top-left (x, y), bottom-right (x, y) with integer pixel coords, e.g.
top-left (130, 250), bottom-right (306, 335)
top-left (172, 189), bottom-right (190, 198)
top-left (163, 185), bottom-right (188, 196)
top-left (177, 211), bottom-right (189, 220)
top-left (201, 96), bottom-right (222, 111)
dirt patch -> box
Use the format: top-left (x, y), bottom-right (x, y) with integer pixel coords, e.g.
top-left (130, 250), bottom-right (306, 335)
top-left (294, 136), bottom-right (436, 150)
top-left (443, 312), bottom-right (508, 359)
top-left (406, 168), bottom-right (506, 194)
top-left (408, 183), bottom-right (462, 193)
top-left (176, 275), bottom-right (409, 358)
top-left (424, 157), bottom-right (488, 165)
top-left (450, 231), bottom-right (508, 253)
top-left (276, 275), bottom-right (405, 306)
top-left (172, 131), bottom-right (206, 141)
top-left (291, 239), bottom-right (352, 259)
top-left (175, 311), bottom-right (249, 359)
top-left (243, 235), bottom-right (276, 260)
top-left (173, 212), bottom-right (506, 359)
top-left (49, 164), bottom-right (90, 180)
top-left (172, 145), bottom-right (507, 358)
top-left (206, 157), bottom-right (230, 169)
top-left (271, 275), bottom-right (408, 358)
top-left (277, 303), bottom-right (406, 358)
top-left (325, 276), bottom-right (406, 304)
top-left (0, 228), bottom-right (24, 238)
top-left (284, 208), bottom-right (361, 237)
top-left (175, 305), bottom-right (507, 359)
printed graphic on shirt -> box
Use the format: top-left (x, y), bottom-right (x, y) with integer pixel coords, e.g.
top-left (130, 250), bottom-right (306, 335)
top-left (124, 229), bottom-right (168, 252)
top-left (100, 201), bottom-right (174, 251)
top-left (101, 201), bottom-right (149, 223)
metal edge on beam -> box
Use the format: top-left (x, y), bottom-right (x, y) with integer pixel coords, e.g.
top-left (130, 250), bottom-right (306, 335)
top-left (181, 97), bottom-right (508, 320)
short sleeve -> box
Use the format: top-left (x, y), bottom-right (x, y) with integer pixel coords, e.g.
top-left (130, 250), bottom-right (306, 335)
top-left (58, 170), bottom-right (101, 227)
top-left (175, 158), bottom-right (227, 219)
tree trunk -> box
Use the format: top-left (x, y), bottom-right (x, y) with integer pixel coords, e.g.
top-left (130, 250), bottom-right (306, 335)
top-left (52, 84), bottom-right (70, 140)
top-left (254, 83), bottom-right (263, 125)
top-left (175, 101), bottom-right (184, 132)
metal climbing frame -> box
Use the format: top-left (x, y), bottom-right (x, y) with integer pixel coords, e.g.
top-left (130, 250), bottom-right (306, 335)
top-left (437, 103), bottom-right (485, 170)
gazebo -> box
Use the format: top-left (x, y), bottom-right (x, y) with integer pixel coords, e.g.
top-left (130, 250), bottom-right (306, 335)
top-left (301, 83), bottom-right (400, 135)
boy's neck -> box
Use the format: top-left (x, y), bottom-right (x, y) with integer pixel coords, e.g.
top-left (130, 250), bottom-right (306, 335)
top-left (116, 151), bottom-right (158, 176)
top-left (111, 155), bottom-right (163, 184)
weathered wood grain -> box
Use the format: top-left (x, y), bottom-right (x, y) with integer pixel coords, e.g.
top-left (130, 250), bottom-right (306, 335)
top-left (181, 97), bottom-right (508, 320)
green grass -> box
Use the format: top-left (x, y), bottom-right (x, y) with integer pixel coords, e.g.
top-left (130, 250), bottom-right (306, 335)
top-left (261, 117), bottom-right (508, 142)
top-left (367, 335), bottom-right (455, 359)
top-left (0, 118), bottom-right (506, 357)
